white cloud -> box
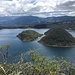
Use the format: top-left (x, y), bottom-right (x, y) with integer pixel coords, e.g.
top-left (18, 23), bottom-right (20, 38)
top-left (0, 0), bottom-right (75, 17)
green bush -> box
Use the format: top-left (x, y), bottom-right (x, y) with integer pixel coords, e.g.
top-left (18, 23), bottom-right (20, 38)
top-left (0, 49), bottom-right (75, 75)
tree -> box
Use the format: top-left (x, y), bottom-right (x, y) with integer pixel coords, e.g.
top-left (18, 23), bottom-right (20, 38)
top-left (0, 44), bottom-right (11, 63)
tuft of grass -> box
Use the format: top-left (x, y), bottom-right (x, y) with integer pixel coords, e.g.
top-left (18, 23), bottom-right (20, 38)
top-left (0, 65), bottom-right (6, 75)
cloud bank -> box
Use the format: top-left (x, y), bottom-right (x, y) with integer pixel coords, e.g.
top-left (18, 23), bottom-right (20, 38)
top-left (0, 0), bottom-right (75, 17)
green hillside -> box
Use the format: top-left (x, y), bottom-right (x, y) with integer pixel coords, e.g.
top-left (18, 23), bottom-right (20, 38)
top-left (39, 27), bottom-right (75, 47)
top-left (17, 30), bottom-right (42, 42)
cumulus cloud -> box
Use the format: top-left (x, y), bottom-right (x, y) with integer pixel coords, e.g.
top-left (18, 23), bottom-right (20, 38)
top-left (0, 0), bottom-right (75, 17)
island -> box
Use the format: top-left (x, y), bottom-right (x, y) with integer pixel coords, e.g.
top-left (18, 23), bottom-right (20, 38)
top-left (39, 27), bottom-right (75, 47)
top-left (17, 30), bottom-right (43, 42)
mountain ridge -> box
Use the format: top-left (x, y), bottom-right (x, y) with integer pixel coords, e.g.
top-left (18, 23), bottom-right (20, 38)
top-left (0, 16), bottom-right (75, 26)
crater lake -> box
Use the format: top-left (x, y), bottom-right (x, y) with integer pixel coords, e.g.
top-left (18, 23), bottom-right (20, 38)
top-left (0, 28), bottom-right (75, 63)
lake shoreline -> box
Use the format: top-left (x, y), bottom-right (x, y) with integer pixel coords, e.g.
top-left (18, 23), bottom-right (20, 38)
top-left (39, 41), bottom-right (75, 48)
top-left (0, 26), bottom-right (75, 31)
top-left (0, 25), bottom-right (49, 29)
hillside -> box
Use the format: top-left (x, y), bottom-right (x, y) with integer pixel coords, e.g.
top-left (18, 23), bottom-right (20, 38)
top-left (17, 30), bottom-right (42, 42)
top-left (39, 28), bottom-right (75, 47)
top-left (0, 16), bottom-right (75, 26)
top-left (0, 16), bottom-right (42, 26)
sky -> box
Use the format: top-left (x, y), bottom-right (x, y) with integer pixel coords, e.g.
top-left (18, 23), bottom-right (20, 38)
top-left (0, 0), bottom-right (75, 17)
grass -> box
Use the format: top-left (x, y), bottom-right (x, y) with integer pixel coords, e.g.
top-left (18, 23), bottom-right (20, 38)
top-left (0, 49), bottom-right (75, 75)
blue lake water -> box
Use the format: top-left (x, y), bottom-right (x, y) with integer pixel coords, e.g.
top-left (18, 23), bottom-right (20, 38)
top-left (0, 28), bottom-right (75, 63)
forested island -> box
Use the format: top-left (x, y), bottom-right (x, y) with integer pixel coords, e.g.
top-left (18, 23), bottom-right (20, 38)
top-left (39, 28), bottom-right (75, 47)
top-left (17, 28), bottom-right (75, 47)
top-left (17, 30), bottom-right (42, 42)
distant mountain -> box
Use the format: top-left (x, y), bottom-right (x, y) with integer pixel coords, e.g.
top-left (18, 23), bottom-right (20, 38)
top-left (0, 16), bottom-right (75, 26)
top-left (0, 16), bottom-right (42, 26)
top-left (0, 16), bottom-right (19, 26)
top-left (46, 16), bottom-right (75, 22)
top-left (10, 16), bottom-right (42, 26)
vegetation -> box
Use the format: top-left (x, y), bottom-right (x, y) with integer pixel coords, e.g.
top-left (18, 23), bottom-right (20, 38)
top-left (33, 21), bottom-right (75, 30)
top-left (0, 49), bottom-right (75, 75)
top-left (1, 21), bottom-right (75, 30)
top-left (47, 21), bottom-right (75, 30)
top-left (39, 27), bottom-right (75, 47)
top-left (0, 44), bottom-right (11, 62)
top-left (17, 30), bottom-right (43, 42)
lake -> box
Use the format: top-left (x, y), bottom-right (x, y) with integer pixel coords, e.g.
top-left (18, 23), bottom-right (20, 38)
top-left (0, 28), bottom-right (75, 63)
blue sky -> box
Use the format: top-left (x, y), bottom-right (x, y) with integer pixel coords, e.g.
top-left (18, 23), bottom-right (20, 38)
top-left (0, 0), bottom-right (75, 17)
